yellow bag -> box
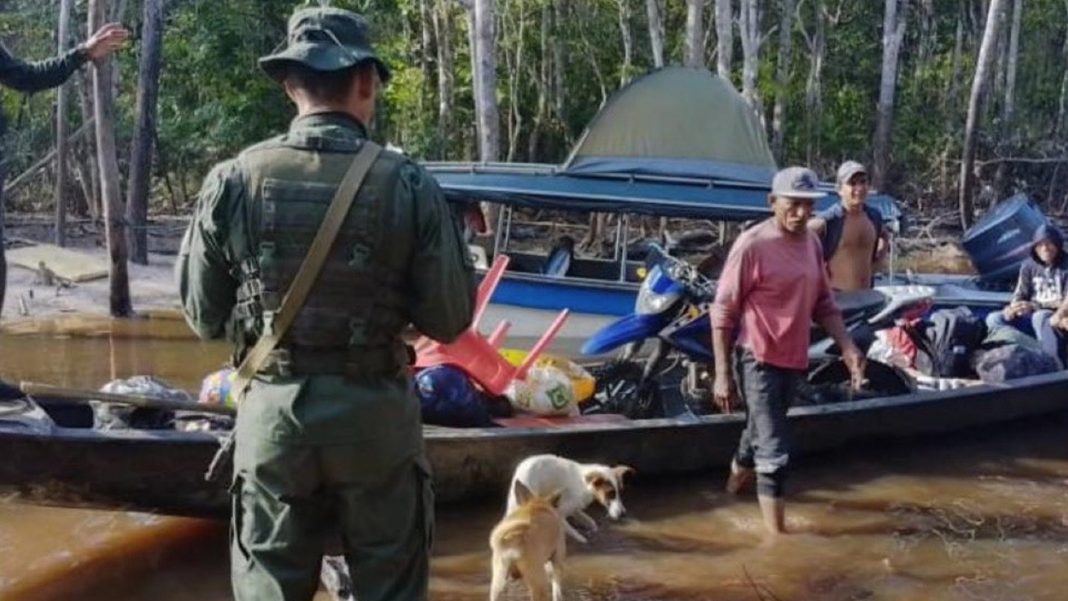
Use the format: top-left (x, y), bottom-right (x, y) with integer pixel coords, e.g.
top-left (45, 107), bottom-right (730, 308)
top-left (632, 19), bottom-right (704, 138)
top-left (499, 349), bottom-right (596, 403)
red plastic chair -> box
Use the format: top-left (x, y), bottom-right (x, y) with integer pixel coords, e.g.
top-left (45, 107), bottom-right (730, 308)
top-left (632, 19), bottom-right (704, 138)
top-left (414, 255), bottom-right (570, 397)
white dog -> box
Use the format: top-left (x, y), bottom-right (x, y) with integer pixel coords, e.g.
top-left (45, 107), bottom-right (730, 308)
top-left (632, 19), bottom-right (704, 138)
top-left (506, 454), bottom-right (635, 544)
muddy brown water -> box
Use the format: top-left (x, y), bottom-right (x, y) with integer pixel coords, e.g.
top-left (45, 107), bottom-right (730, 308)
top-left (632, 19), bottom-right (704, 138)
top-left (2, 315), bottom-right (1068, 600)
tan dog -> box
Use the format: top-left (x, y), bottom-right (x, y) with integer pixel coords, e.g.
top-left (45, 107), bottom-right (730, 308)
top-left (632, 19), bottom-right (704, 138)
top-left (489, 481), bottom-right (566, 601)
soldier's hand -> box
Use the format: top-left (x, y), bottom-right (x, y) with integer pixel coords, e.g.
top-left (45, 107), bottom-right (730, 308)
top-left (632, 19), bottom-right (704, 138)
top-left (84, 23), bottom-right (130, 61)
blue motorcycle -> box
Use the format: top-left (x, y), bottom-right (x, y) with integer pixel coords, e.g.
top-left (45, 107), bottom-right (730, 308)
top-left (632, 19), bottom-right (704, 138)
top-left (581, 246), bottom-right (715, 418)
top-left (582, 246), bottom-right (922, 418)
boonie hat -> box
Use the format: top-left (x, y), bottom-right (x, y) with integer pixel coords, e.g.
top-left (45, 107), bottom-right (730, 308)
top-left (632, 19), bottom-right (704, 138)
top-left (771, 166), bottom-right (826, 199)
top-left (259, 7), bottom-right (391, 84)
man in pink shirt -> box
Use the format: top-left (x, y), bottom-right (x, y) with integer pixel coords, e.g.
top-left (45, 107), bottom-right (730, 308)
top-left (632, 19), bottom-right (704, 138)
top-left (711, 166), bottom-right (865, 535)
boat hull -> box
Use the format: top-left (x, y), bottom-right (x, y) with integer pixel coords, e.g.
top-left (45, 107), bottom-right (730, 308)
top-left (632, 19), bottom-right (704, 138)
top-left (2, 371), bottom-right (1067, 518)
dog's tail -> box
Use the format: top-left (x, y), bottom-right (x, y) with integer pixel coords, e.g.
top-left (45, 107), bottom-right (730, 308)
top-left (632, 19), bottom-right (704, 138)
top-left (490, 518), bottom-right (533, 552)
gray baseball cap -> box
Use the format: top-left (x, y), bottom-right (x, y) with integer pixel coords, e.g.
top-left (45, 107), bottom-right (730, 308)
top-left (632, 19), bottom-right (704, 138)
top-left (771, 166), bottom-right (826, 199)
top-left (259, 7), bottom-right (391, 84)
top-left (836, 160), bottom-right (868, 185)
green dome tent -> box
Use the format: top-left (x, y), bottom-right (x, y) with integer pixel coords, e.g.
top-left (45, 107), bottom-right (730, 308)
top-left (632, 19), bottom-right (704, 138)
top-left (563, 66), bottom-right (777, 184)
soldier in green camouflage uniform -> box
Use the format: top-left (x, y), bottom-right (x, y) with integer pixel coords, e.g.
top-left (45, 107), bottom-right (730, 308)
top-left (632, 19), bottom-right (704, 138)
top-left (176, 8), bottom-right (475, 601)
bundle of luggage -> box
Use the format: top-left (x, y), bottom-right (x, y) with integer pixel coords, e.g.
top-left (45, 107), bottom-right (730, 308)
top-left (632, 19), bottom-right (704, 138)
top-left (869, 306), bottom-right (1063, 388)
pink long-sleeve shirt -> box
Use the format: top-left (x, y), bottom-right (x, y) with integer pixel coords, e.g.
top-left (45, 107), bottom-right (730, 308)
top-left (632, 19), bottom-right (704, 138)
top-left (711, 219), bottom-right (841, 370)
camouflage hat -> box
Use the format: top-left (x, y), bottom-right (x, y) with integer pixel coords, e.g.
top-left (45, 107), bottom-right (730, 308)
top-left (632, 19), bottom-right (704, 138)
top-left (259, 7), bottom-right (391, 84)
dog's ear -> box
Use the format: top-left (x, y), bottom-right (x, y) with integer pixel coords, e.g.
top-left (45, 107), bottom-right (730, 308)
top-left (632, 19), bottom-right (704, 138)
top-left (613, 465), bottom-right (636, 489)
top-left (547, 488), bottom-right (564, 509)
top-left (514, 480), bottom-right (534, 505)
top-left (584, 472), bottom-right (607, 488)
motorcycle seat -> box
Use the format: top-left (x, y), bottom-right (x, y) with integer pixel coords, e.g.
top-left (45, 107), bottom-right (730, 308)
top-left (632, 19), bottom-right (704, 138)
top-left (834, 289), bottom-right (887, 323)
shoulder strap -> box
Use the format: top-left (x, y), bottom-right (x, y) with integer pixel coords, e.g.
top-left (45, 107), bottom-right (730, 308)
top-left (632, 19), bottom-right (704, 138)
top-left (819, 204), bottom-right (844, 259)
top-left (232, 141), bottom-right (383, 398)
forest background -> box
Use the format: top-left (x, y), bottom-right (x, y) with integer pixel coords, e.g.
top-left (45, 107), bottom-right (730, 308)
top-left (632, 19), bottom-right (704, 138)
top-left (0, 0), bottom-right (1065, 250)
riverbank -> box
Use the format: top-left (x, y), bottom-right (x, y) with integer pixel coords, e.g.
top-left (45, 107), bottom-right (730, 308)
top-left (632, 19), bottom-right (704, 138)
top-left (1, 215), bottom-right (184, 322)
top-left (0, 211), bottom-right (980, 324)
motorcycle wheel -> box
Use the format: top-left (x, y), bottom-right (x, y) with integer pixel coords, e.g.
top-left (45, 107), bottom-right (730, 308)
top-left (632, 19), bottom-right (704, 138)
top-left (585, 360), bottom-right (662, 419)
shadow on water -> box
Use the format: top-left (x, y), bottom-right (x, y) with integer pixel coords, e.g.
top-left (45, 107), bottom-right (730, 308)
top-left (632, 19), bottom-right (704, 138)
top-left (1, 315), bottom-right (1067, 600)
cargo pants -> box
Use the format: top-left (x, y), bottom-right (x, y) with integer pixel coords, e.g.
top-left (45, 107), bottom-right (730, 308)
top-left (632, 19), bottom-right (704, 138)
top-left (230, 375), bottom-right (433, 601)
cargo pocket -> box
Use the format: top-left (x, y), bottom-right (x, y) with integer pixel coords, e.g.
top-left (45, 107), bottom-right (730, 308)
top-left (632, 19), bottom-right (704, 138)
top-left (229, 474), bottom-right (253, 572)
top-left (414, 456), bottom-right (435, 553)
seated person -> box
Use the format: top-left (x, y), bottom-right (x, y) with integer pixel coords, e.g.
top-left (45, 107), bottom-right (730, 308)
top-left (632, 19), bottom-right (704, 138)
top-left (986, 225), bottom-right (1068, 359)
top-left (807, 161), bottom-right (889, 291)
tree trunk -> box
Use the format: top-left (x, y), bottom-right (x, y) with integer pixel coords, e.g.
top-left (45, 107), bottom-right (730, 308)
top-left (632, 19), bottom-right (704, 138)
top-left (552, 0), bottom-right (570, 145)
top-left (90, 0), bottom-right (132, 316)
top-left (872, 0), bottom-right (909, 190)
top-left (125, 0), bottom-right (163, 266)
top-left (420, 0), bottom-right (434, 82)
top-left (75, 72), bottom-right (101, 219)
top-left (685, 0), bottom-right (705, 68)
top-left (914, 0), bottom-right (935, 78)
top-left (959, 0), bottom-right (1007, 230)
top-left (503, 2), bottom-right (526, 162)
top-left (0, 162), bottom-right (7, 321)
top-left (433, 0), bottom-right (455, 159)
top-left (738, 0), bottom-right (762, 111)
top-left (1056, 0), bottom-right (1068, 137)
top-left (1001, 0), bottom-right (1021, 128)
top-left (55, 0), bottom-right (74, 247)
top-left (617, 0), bottom-right (634, 87)
top-left (528, 2), bottom-right (550, 160)
top-left (799, 0), bottom-right (826, 164)
top-left (770, 0), bottom-right (794, 160)
top-left (464, 5), bottom-right (479, 161)
top-left (646, 0), bottom-right (665, 68)
top-left (946, 5), bottom-right (965, 118)
top-left (71, 141), bottom-right (94, 217)
top-left (474, 0), bottom-right (500, 162)
top-left (715, 0), bottom-right (734, 80)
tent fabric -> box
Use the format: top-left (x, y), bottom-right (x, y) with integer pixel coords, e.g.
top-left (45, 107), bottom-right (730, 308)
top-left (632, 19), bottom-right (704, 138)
top-left (563, 67), bottom-right (776, 184)
top-left (425, 66), bottom-right (904, 223)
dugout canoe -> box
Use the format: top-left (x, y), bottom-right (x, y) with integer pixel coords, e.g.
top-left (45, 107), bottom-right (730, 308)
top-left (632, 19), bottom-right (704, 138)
top-left (1, 370), bottom-right (1067, 518)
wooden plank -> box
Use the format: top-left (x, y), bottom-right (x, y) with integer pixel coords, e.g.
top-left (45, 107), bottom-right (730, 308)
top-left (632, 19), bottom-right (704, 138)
top-left (5, 243), bottom-right (109, 282)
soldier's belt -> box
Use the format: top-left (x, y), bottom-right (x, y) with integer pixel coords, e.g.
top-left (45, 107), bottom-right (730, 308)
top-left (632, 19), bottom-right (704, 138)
top-left (260, 346), bottom-right (410, 379)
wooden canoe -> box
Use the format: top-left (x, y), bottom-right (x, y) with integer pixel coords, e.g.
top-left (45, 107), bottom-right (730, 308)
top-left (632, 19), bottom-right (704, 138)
top-left (2, 370), bottom-right (1068, 518)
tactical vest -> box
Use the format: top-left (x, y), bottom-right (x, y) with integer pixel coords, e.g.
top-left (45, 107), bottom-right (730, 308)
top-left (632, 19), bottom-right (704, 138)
top-left (230, 131), bottom-right (411, 378)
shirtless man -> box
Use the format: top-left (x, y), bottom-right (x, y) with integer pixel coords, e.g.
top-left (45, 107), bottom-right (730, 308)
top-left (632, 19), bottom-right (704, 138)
top-left (807, 161), bottom-right (889, 291)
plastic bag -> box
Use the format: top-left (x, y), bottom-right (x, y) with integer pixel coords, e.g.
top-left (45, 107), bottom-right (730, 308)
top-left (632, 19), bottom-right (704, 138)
top-left (198, 367), bottom-right (239, 409)
top-left (504, 363), bottom-right (579, 416)
top-left (416, 365), bottom-right (497, 428)
top-left (498, 349), bottom-right (596, 403)
top-left (92, 376), bottom-right (188, 430)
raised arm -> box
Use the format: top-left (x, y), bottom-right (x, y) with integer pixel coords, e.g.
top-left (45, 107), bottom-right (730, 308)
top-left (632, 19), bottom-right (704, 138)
top-left (0, 24), bottom-right (127, 93)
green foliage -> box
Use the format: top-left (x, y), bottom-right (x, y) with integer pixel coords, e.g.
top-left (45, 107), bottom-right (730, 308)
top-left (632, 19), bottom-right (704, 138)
top-left (1, 0), bottom-right (1067, 215)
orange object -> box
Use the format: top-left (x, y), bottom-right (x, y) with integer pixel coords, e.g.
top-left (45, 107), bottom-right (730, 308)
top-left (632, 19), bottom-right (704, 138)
top-left (415, 255), bottom-right (570, 397)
